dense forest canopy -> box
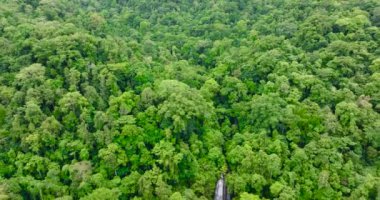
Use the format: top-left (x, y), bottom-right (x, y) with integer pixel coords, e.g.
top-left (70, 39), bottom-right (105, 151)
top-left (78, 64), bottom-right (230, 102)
top-left (0, 0), bottom-right (380, 199)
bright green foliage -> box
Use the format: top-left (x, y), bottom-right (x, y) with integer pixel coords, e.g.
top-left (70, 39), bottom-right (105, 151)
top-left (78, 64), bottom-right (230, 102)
top-left (80, 188), bottom-right (121, 200)
top-left (240, 192), bottom-right (260, 200)
top-left (0, 0), bottom-right (379, 199)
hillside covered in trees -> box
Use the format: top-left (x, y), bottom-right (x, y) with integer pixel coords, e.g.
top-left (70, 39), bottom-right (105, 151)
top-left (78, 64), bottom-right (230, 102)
top-left (0, 0), bottom-right (380, 199)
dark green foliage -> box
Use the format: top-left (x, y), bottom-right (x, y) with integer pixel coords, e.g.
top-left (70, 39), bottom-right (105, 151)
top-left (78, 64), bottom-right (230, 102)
top-left (0, 0), bottom-right (379, 199)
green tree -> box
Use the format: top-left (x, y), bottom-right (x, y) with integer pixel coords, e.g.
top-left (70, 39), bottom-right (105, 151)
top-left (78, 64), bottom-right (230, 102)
top-left (80, 188), bottom-right (121, 200)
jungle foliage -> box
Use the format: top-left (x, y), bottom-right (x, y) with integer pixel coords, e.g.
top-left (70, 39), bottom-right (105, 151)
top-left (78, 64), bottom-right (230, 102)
top-left (0, 0), bottom-right (380, 199)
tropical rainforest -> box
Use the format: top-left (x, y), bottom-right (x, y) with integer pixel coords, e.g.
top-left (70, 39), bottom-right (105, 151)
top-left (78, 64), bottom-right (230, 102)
top-left (0, 0), bottom-right (379, 199)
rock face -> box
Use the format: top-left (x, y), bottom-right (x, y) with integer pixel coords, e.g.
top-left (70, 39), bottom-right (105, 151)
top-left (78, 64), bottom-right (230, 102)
top-left (214, 175), bottom-right (230, 200)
